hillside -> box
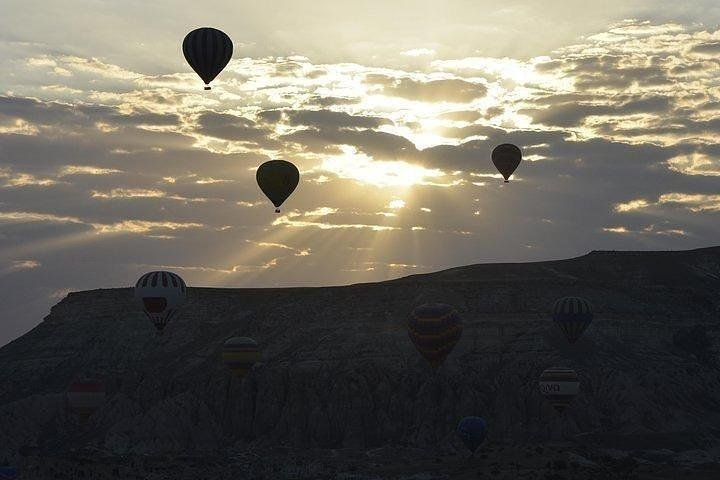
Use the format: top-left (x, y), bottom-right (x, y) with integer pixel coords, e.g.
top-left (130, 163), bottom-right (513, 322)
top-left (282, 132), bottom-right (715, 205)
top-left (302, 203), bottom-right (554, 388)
top-left (1, 247), bottom-right (719, 478)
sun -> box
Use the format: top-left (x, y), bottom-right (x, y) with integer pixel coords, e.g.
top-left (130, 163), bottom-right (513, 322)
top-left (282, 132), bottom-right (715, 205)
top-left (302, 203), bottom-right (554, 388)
top-left (319, 145), bottom-right (454, 188)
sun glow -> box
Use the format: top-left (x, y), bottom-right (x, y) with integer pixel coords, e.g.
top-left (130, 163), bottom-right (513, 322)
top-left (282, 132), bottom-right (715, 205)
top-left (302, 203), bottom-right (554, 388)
top-left (319, 146), bottom-right (450, 188)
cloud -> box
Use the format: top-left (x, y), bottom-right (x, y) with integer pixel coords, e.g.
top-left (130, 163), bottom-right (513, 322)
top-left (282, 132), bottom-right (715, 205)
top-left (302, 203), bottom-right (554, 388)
top-left (195, 112), bottom-right (276, 146)
top-left (59, 166), bottom-right (123, 176)
top-left (659, 193), bottom-right (720, 212)
top-left (0, 209), bottom-right (205, 235)
top-left (285, 110), bottom-right (392, 129)
top-left (90, 188), bottom-right (214, 203)
top-left (521, 95), bottom-right (673, 128)
top-left (365, 74), bottom-right (487, 103)
top-left (690, 41), bottom-right (720, 55)
top-left (667, 152), bottom-right (720, 176)
top-left (401, 48), bottom-right (436, 57)
top-left (614, 199), bottom-right (652, 212)
top-left (9, 260), bottom-right (41, 271)
top-left (273, 208), bottom-right (398, 231)
top-left (0, 95), bottom-right (181, 132)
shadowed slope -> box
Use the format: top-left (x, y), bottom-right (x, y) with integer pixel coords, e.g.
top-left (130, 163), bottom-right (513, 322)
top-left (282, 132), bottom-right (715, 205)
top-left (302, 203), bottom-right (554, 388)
top-left (0, 247), bottom-right (719, 463)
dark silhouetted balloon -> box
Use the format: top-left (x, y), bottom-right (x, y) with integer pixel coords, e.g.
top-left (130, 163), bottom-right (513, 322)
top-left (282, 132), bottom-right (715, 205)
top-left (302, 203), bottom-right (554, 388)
top-left (134, 271), bottom-right (187, 334)
top-left (552, 296), bottom-right (593, 344)
top-left (183, 27), bottom-right (233, 90)
top-left (66, 379), bottom-right (106, 423)
top-left (491, 143), bottom-right (522, 182)
top-left (539, 367), bottom-right (579, 413)
top-left (256, 160), bottom-right (300, 212)
top-left (222, 337), bottom-right (261, 378)
top-left (407, 303), bottom-right (462, 368)
top-left (457, 417), bottom-right (487, 453)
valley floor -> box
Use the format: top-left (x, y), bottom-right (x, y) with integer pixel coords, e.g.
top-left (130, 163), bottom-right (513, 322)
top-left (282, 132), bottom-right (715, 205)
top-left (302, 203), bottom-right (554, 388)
top-left (16, 442), bottom-right (720, 480)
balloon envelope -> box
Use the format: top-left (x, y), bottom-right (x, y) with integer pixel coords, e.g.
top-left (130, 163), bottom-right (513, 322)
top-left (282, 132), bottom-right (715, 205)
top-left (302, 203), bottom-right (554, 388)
top-left (256, 160), bottom-right (300, 212)
top-left (407, 303), bottom-right (462, 368)
top-left (457, 417), bottom-right (487, 453)
top-left (134, 271), bottom-right (187, 333)
top-left (222, 337), bottom-right (261, 378)
top-left (182, 27), bottom-right (233, 90)
top-left (0, 467), bottom-right (19, 479)
top-left (491, 144), bottom-right (522, 182)
top-left (552, 296), bottom-right (593, 344)
top-left (539, 367), bottom-right (579, 413)
top-left (66, 379), bottom-right (106, 422)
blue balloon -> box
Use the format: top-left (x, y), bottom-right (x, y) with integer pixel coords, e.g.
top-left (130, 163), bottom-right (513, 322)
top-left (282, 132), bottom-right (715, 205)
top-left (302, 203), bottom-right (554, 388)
top-left (457, 416), bottom-right (487, 453)
top-left (0, 467), bottom-right (19, 479)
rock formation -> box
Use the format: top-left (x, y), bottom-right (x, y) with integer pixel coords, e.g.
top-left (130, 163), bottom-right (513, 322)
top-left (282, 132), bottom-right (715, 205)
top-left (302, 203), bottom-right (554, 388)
top-left (1, 247), bottom-right (719, 478)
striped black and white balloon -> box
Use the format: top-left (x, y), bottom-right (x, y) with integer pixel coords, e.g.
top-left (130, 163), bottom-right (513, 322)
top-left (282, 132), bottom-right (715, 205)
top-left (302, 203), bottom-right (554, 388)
top-left (182, 27), bottom-right (233, 90)
top-left (134, 271), bottom-right (187, 333)
top-left (539, 367), bottom-right (579, 414)
top-left (552, 296), bottom-right (593, 344)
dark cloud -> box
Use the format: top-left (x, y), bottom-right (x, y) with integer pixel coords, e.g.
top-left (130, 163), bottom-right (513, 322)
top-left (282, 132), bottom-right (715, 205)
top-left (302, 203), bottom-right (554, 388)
top-left (550, 55), bottom-right (673, 90)
top-left (257, 110), bottom-right (282, 123)
top-left (195, 112), bottom-right (275, 145)
top-left (690, 41), bottom-right (720, 55)
top-left (365, 74), bottom-right (487, 103)
top-left (283, 127), bottom-right (417, 159)
top-left (669, 61), bottom-right (716, 75)
top-left (285, 109), bottom-right (392, 129)
top-left (575, 66), bottom-right (672, 89)
top-left (0, 95), bottom-right (180, 128)
top-left (305, 96), bottom-right (361, 108)
top-left (521, 95), bottom-right (673, 128)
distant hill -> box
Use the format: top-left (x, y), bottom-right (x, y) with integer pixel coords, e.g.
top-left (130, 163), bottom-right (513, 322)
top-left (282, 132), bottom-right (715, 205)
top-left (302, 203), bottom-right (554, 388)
top-left (1, 247), bottom-right (719, 467)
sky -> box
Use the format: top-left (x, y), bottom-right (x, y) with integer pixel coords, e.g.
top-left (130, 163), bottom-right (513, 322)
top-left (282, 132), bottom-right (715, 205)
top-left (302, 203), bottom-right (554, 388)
top-left (1, 1), bottom-right (720, 345)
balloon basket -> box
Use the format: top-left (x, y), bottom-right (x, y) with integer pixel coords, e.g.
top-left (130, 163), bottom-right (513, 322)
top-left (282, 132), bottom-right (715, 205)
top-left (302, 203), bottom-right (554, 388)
top-left (275, 208), bottom-right (280, 213)
top-left (204, 86), bottom-right (211, 91)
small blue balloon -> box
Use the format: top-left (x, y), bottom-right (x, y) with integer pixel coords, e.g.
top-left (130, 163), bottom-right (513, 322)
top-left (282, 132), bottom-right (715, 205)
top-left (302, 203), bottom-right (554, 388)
top-left (457, 417), bottom-right (487, 453)
top-left (0, 467), bottom-right (19, 479)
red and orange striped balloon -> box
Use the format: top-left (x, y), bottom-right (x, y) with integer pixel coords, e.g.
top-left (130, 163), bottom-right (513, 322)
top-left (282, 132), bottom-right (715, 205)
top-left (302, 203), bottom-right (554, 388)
top-left (407, 303), bottom-right (462, 368)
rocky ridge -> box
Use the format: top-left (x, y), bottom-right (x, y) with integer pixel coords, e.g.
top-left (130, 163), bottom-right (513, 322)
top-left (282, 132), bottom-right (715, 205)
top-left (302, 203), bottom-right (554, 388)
top-left (1, 247), bottom-right (719, 478)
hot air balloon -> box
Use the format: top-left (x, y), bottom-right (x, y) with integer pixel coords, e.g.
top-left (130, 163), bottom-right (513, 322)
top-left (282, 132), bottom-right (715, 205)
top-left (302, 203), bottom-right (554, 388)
top-left (222, 337), bottom-right (261, 378)
top-left (491, 144), bottom-right (522, 183)
top-left (0, 467), bottom-right (19, 480)
top-left (182, 27), bottom-right (233, 90)
top-left (0, 467), bottom-right (18, 480)
top-left (457, 417), bottom-right (487, 454)
top-left (407, 303), bottom-right (462, 368)
top-left (66, 379), bottom-right (106, 423)
top-left (552, 296), bottom-right (593, 344)
top-left (134, 271), bottom-right (187, 334)
top-left (256, 160), bottom-right (300, 213)
top-left (539, 367), bottom-right (579, 414)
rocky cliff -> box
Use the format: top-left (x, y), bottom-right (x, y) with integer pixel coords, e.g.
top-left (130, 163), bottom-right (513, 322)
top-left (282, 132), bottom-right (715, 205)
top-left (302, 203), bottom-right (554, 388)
top-left (1, 247), bottom-right (719, 477)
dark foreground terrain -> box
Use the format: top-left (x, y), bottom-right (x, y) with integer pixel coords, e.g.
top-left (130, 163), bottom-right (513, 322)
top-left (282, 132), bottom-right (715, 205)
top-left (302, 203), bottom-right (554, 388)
top-left (16, 443), bottom-right (720, 479)
top-left (1, 247), bottom-right (720, 479)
